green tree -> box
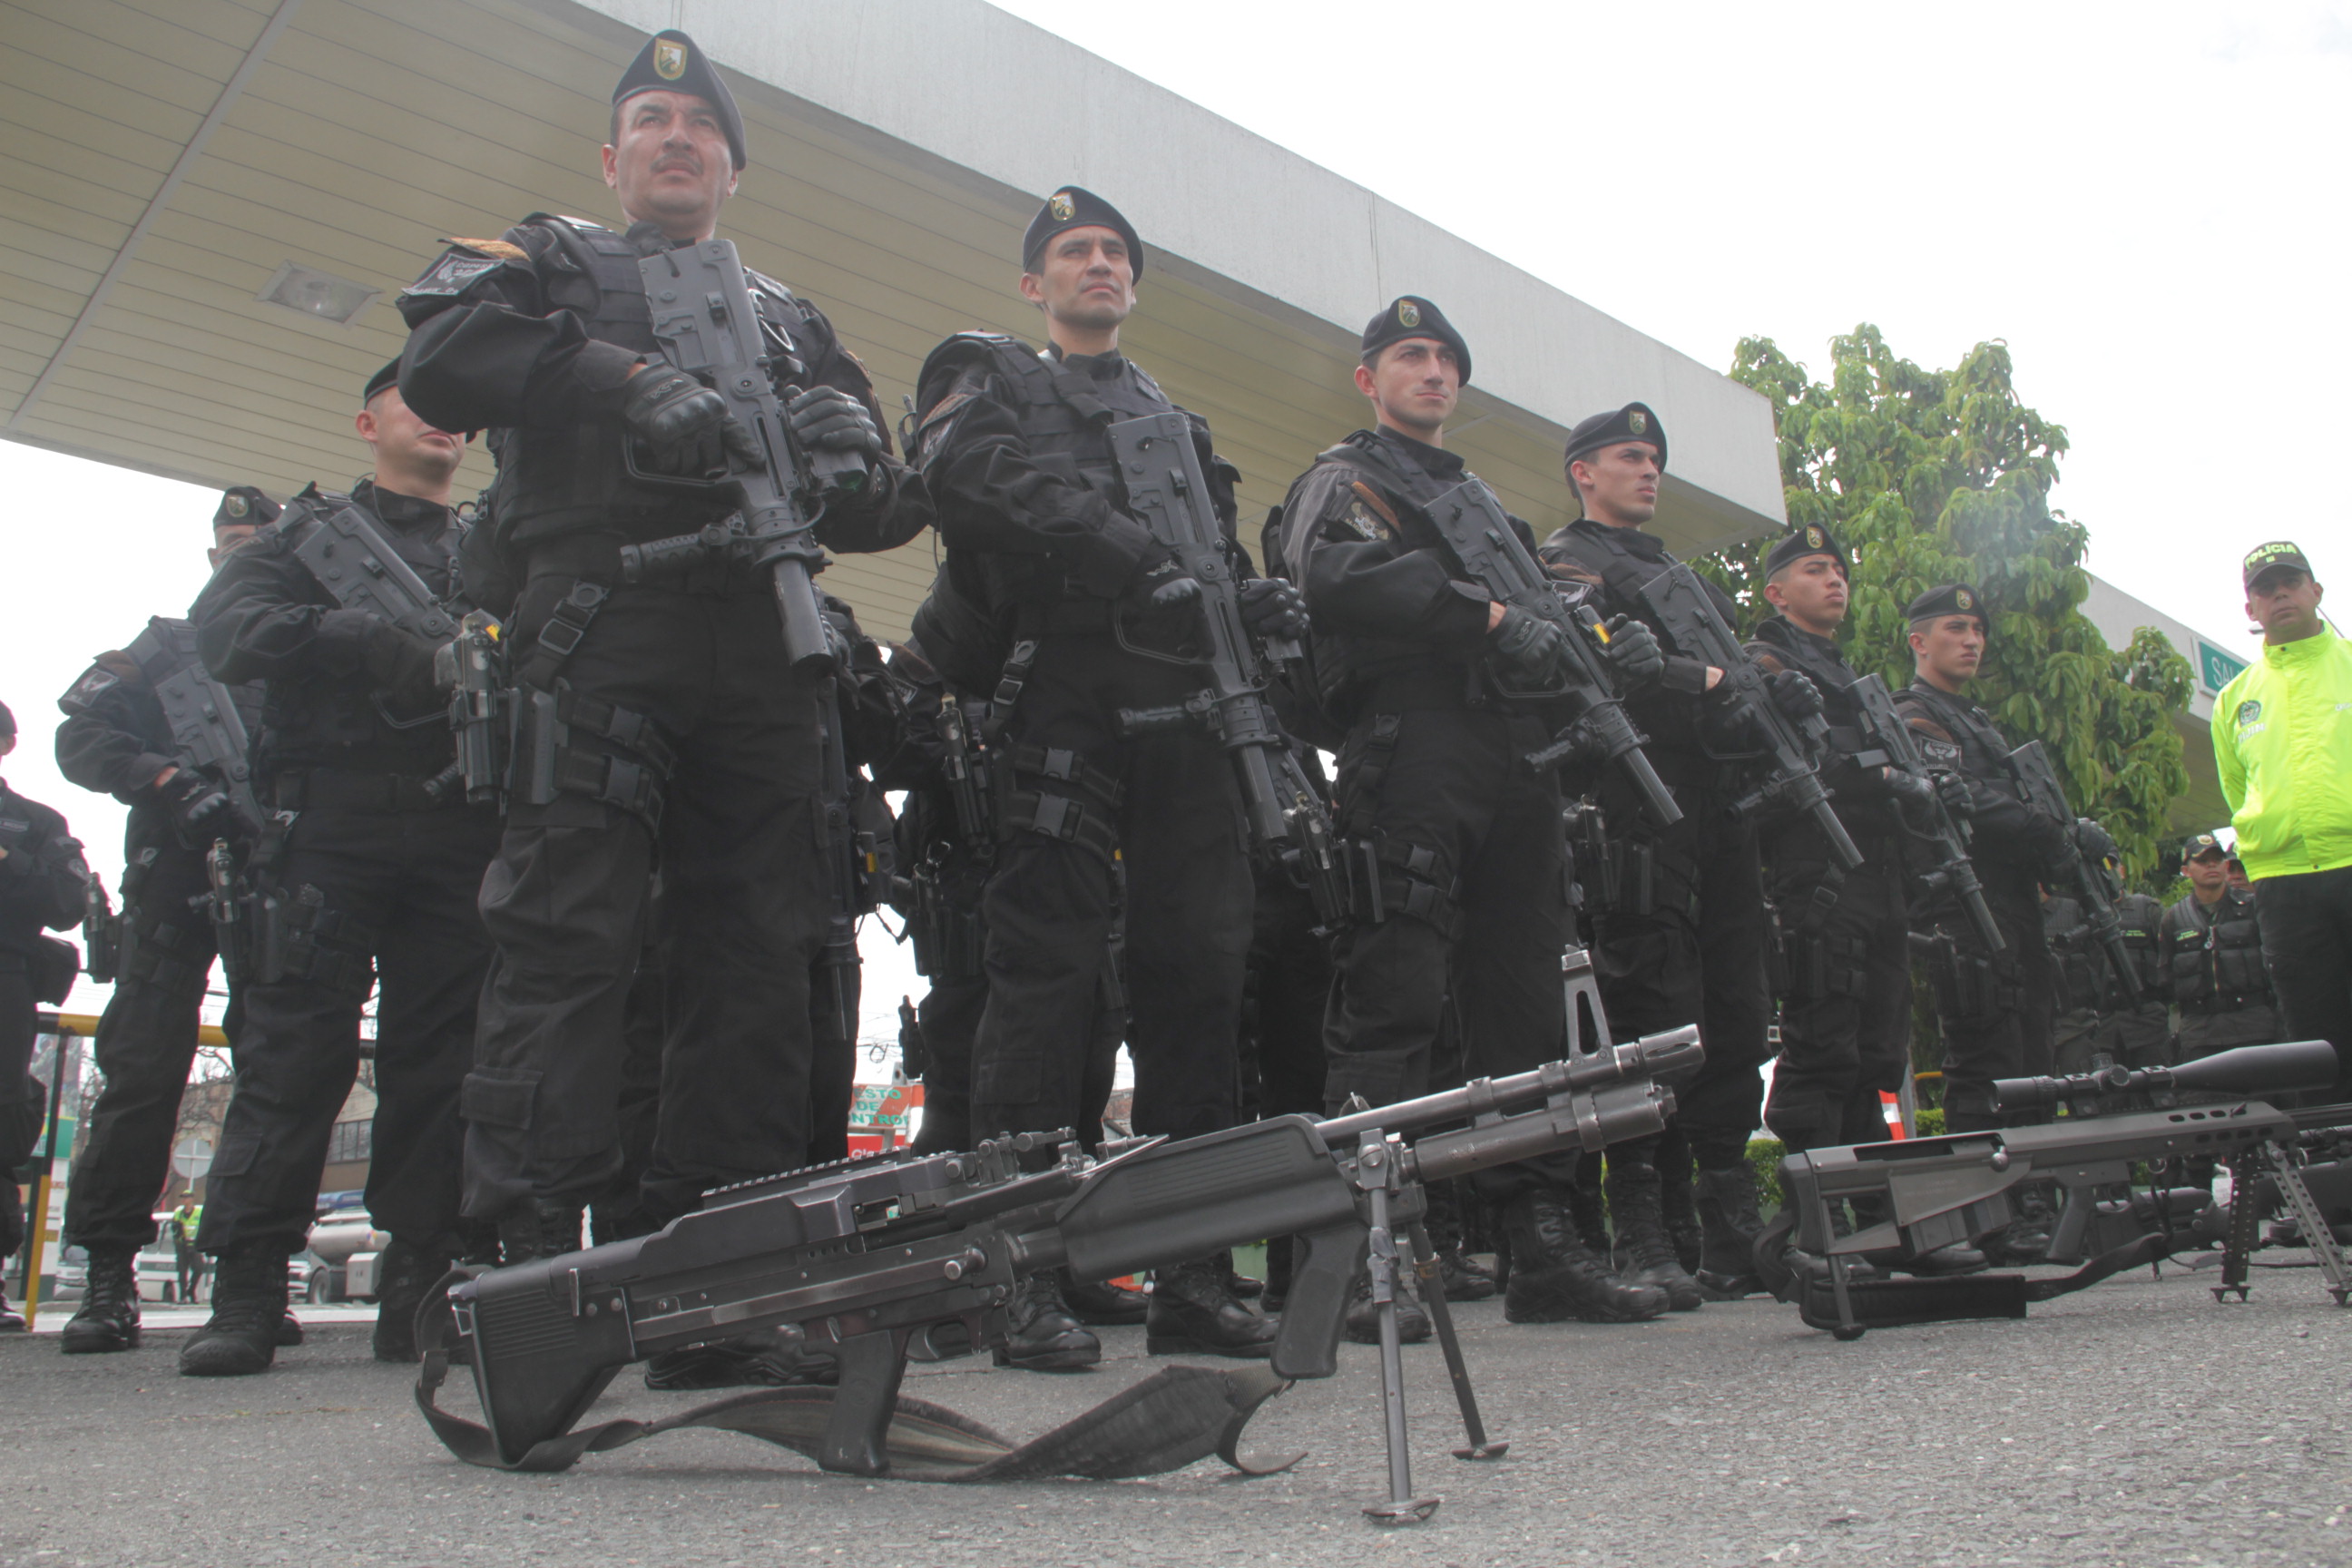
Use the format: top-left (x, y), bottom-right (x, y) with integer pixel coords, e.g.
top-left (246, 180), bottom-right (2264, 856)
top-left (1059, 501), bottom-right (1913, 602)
top-left (1703, 325), bottom-right (2191, 878)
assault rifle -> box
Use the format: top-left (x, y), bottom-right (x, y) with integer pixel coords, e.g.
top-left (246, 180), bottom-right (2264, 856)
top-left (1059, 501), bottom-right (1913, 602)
top-left (1768, 1040), bottom-right (2346, 1338)
top-left (83, 877), bottom-right (119, 986)
top-left (1638, 564), bottom-right (1862, 868)
top-left (1843, 673), bottom-right (2002, 951)
top-left (2006, 740), bottom-right (2138, 1001)
top-left (634, 240), bottom-right (865, 677)
top-left (432, 1022), bottom-right (1704, 1521)
top-left (150, 663), bottom-right (263, 840)
top-left (1424, 481), bottom-right (1681, 828)
top-left (1105, 413), bottom-right (1349, 929)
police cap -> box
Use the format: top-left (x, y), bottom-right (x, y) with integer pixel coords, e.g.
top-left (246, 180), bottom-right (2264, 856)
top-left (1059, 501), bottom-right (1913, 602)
top-left (1906, 583), bottom-right (1986, 627)
top-left (613, 29), bottom-right (747, 171)
top-left (213, 485), bottom-right (279, 531)
top-left (1764, 522), bottom-right (1847, 579)
top-left (2242, 540), bottom-right (2315, 591)
top-left (1022, 187), bottom-right (1145, 282)
top-left (1563, 403), bottom-right (1667, 472)
top-left (2182, 832), bottom-right (2228, 862)
top-left (1359, 296), bottom-right (1472, 387)
top-left (362, 358), bottom-right (402, 407)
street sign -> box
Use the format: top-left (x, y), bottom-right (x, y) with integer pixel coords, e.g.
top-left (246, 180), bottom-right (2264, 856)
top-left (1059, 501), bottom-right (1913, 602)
top-left (172, 1137), bottom-right (214, 1179)
top-left (2196, 638), bottom-right (2249, 695)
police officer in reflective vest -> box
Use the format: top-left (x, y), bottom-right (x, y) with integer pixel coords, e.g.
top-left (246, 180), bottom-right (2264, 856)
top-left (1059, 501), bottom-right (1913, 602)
top-left (1278, 299), bottom-right (1667, 1327)
top-left (184, 368), bottom-right (499, 1376)
top-left (907, 187), bottom-right (1301, 1357)
top-left (2164, 832), bottom-right (2279, 1060)
top-left (396, 31), bottom-right (933, 1291)
top-left (53, 488), bottom-right (270, 1356)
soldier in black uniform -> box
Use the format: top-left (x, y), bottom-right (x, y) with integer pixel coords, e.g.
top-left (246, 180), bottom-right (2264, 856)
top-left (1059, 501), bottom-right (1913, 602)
top-left (2045, 887), bottom-right (2170, 1079)
top-left (181, 367), bottom-right (501, 1375)
top-left (2165, 833), bottom-right (2280, 1061)
top-left (1893, 584), bottom-right (2070, 1260)
top-left (53, 488), bottom-right (271, 1355)
top-left (0, 700), bottom-right (93, 1328)
top-left (1279, 299), bottom-right (1668, 1325)
top-left (396, 32), bottom-right (932, 1279)
top-left (908, 187), bottom-right (1297, 1357)
top-left (1540, 405), bottom-right (1808, 1304)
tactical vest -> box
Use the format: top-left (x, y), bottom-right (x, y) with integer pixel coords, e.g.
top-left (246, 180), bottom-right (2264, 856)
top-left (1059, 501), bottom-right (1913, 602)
top-left (126, 618), bottom-right (265, 740)
top-left (2113, 892), bottom-right (2166, 1003)
top-left (256, 489), bottom-right (465, 779)
top-left (2169, 889), bottom-right (2273, 1009)
top-left (1748, 615), bottom-right (1899, 849)
top-left (495, 214), bottom-right (828, 549)
top-left (1539, 519), bottom-right (1735, 756)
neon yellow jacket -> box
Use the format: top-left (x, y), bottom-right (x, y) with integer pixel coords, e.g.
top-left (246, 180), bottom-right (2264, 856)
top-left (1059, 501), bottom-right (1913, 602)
top-left (2213, 629), bottom-right (2352, 879)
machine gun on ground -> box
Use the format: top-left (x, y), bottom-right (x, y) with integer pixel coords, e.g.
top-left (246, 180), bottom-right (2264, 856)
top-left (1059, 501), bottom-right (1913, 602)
top-left (422, 1022), bottom-right (1704, 1523)
top-left (2007, 739), bottom-right (2138, 1002)
top-left (1103, 412), bottom-right (1348, 930)
top-left (1843, 673), bottom-right (2002, 951)
top-left (632, 240), bottom-right (867, 676)
top-left (1638, 564), bottom-right (1862, 868)
top-left (1765, 1040), bottom-right (2347, 1338)
top-left (1423, 481), bottom-right (1681, 828)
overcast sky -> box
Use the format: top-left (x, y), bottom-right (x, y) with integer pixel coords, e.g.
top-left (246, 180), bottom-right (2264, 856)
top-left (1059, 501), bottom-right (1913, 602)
top-left (4, 0), bottom-right (2344, 1031)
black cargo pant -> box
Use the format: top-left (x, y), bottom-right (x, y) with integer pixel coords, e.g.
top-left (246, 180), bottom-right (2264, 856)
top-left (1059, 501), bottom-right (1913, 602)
top-left (196, 799), bottom-right (497, 1256)
top-left (1763, 848), bottom-right (1910, 1153)
top-left (2052, 1001), bottom-right (2171, 1077)
top-left (1588, 762), bottom-right (1770, 1169)
top-left (0, 963), bottom-right (38, 1259)
top-left (1247, 866), bottom-right (1330, 1122)
top-left (2176, 1003), bottom-right (2279, 1063)
top-left (65, 838), bottom-right (244, 1252)
top-left (2257, 865), bottom-right (2352, 1100)
top-left (1323, 706), bottom-right (1569, 1201)
top-left (468, 578), bottom-right (831, 1226)
top-left (968, 631), bottom-right (1250, 1142)
top-left (1926, 884), bottom-right (2054, 1133)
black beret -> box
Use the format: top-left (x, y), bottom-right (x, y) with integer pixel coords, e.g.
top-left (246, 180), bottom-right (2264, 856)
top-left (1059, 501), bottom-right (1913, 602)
top-left (1358, 296), bottom-right (1471, 387)
top-left (362, 358), bottom-right (401, 407)
top-left (1022, 187), bottom-right (1144, 281)
top-left (614, 29), bottom-right (746, 171)
top-left (1564, 402), bottom-right (1667, 471)
top-left (2242, 540), bottom-right (2314, 590)
top-left (0, 699), bottom-right (14, 737)
top-left (1764, 522), bottom-right (1847, 578)
top-left (1905, 583), bottom-right (1987, 625)
top-left (213, 485), bottom-right (279, 530)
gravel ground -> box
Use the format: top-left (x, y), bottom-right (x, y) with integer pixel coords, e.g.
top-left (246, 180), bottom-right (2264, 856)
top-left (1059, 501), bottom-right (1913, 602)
top-left (3, 1253), bottom-right (2347, 1568)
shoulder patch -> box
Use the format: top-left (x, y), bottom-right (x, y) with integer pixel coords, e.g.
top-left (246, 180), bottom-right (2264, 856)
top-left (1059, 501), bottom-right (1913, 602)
top-left (58, 664), bottom-right (121, 713)
top-left (402, 248), bottom-right (511, 299)
top-left (445, 237), bottom-right (529, 262)
top-left (1919, 738), bottom-right (1963, 765)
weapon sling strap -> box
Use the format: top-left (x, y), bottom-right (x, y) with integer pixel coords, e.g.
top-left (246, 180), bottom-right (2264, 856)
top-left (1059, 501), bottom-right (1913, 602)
top-left (412, 1279), bottom-right (1299, 1483)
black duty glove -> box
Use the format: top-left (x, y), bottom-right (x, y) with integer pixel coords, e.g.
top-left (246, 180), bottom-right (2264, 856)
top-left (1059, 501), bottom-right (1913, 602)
top-left (1933, 771), bottom-right (1974, 819)
top-left (1598, 613), bottom-right (1663, 687)
top-left (2073, 818), bottom-right (2121, 869)
top-left (787, 385), bottom-right (883, 457)
top-left (159, 769), bottom-right (231, 838)
top-left (622, 365), bottom-right (760, 477)
top-left (1765, 667), bottom-right (1824, 725)
top-left (1238, 577), bottom-right (1308, 642)
top-left (1134, 556), bottom-right (1203, 614)
top-left (318, 610), bottom-right (442, 709)
top-left (1488, 604), bottom-right (1566, 685)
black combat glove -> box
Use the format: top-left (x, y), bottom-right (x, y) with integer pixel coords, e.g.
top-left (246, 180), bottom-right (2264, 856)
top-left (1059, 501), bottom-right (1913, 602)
top-left (786, 385), bottom-right (883, 458)
top-left (1765, 667), bottom-right (1824, 725)
top-left (1134, 556), bottom-right (1203, 613)
top-left (622, 364), bottom-right (761, 476)
top-left (1487, 604), bottom-right (1566, 685)
top-left (1238, 577), bottom-right (1308, 642)
top-left (1598, 613), bottom-right (1663, 687)
top-left (2073, 818), bottom-right (2121, 869)
top-left (1934, 771), bottom-right (1974, 818)
top-left (159, 769), bottom-right (231, 838)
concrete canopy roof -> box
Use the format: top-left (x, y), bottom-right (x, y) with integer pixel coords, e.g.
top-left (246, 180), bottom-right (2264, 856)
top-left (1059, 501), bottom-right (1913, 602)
top-left (3, 0), bottom-right (1785, 641)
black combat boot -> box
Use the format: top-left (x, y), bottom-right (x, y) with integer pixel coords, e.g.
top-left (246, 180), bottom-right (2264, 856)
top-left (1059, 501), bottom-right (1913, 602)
top-left (60, 1245), bottom-right (142, 1354)
top-left (1058, 1269), bottom-right (1149, 1326)
top-left (1693, 1163), bottom-right (1768, 1299)
top-left (1423, 1179), bottom-right (1499, 1301)
top-left (1660, 1161), bottom-right (1705, 1277)
top-left (1605, 1155), bottom-right (1704, 1311)
top-left (993, 1272), bottom-right (1102, 1370)
top-left (1145, 1252), bottom-right (1279, 1357)
top-left (1261, 1234), bottom-right (1295, 1312)
top-left (179, 1243), bottom-right (289, 1377)
top-left (1344, 1265), bottom-right (1433, 1345)
top-left (1500, 1188), bottom-right (1670, 1324)
top-left (1982, 1180), bottom-right (2055, 1267)
top-left (277, 1311), bottom-right (305, 1348)
top-left (495, 1200), bottom-right (584, 1267)
top-left (1434, 1247), bottom-right (1499, 1302)
top-left (1565, 1167), bottom-right (1612, 1256)
top-left (371, 1237), bottom-right (456, 1364)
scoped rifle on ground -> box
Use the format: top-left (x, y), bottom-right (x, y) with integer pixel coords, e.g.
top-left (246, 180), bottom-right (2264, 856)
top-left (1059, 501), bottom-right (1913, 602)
top-left (1639, 564), bottom-right (1863, 868)
top-left (1842, 672), bottom-right (2003, 952)
top-left (419, 1009), bottom-right (1705, 1524)
top-left (2007, 738), bottom-right (2138, 1001)
top-left (1422, 481), bottom-right (1681, 828)
top-left (1103, 411), bottom-right (1349, 929)
top-left (1764, 1040), bottom-right (2348, 1338)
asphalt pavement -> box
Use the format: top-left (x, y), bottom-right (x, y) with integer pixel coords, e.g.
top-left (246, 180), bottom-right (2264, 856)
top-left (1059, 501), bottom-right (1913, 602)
top-left (3, 1252), bottom-right (2347, 1568)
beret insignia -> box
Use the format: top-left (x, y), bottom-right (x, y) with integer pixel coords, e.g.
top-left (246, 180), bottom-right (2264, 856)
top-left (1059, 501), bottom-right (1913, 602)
top-left (224, 494), bottom-right (250, 518)
top-left (1804, 525), bottom-right (1823, 548)
top-left (654, 37), bottom-right (687, 79)
top-left (1049, 191), bottom-right (1075, 221)
top-left (1628, 409), bottom-right (1648, 435)
top-left (1398, 299), bottom-right (1421, 328)
top-left (1955, 588), bottom-right (1974, 610)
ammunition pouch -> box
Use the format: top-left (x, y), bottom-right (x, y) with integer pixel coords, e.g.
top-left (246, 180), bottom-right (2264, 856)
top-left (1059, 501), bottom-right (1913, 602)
top-left (31, 936), bottom-right (80, 1006)
top-left (1339, 835), bottom-right (1461, 940)
top-left (118, 904), bottom-right (213, 998)
top-left (1924, 936), bottom-right (2023, 1023)
top-left (908, 859), bottom-right (986, 984)
top-left (255, 883), bottom-right (376, 995)
top-left (511, 681), bottom-right (675, 830)
top-left (1783, 928), bottom-right (1872, 1004)
top-left (995, 742), bottom-right (1122, 865)
top-left (1586, 839), bottom-right (1659, 918)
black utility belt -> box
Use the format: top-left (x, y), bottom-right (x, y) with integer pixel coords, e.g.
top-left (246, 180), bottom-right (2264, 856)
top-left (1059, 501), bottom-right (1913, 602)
top-left (524, 534), bottom-right (772, 597)
top-left (271, 767), bottom-right (463, 813)
top-left (2187, 995), bottom-right (2271, 1016)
